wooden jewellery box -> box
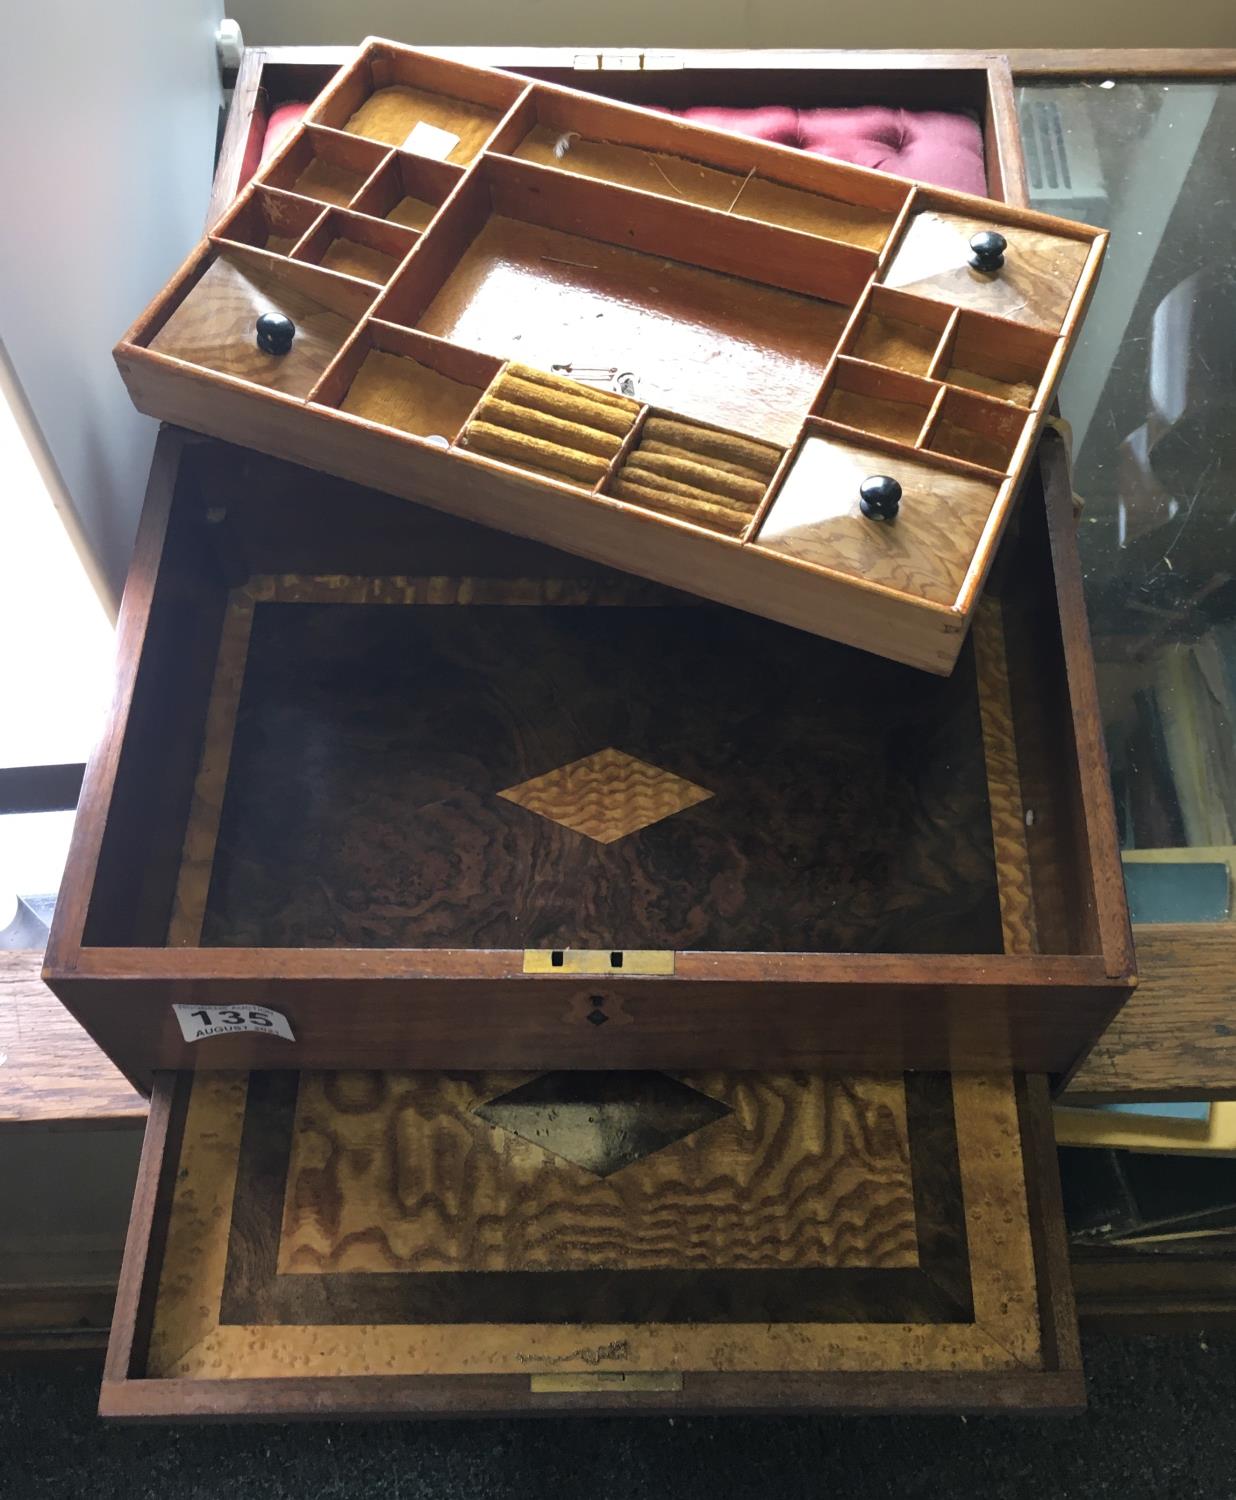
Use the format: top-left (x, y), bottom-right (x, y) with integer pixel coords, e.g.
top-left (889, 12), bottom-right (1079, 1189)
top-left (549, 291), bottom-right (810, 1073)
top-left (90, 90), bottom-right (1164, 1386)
top-left (52, 47), bottom-right (1135, 1419)
top-left (44, 428), bottom-right (1133, 1091)
top-left (113, 39), bottom-right (1107, 674)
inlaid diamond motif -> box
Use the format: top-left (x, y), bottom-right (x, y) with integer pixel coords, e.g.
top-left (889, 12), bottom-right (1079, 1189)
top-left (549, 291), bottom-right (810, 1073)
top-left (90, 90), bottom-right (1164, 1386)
top-left (475, 1071), bottom-right (732, 1177)
top-left (497, 747), bottom-right (712, 844)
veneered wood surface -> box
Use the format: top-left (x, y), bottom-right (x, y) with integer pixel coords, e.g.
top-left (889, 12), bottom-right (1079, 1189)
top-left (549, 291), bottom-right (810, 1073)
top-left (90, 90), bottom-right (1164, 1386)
top-left (513, 125), bottom-right (897, 248)
top-left (0, 951), bottom-right (145, 1127)
top-left (194, 582), bottom-right (1004, 954)
top-left (754, 433), bottom-right (999, 605)
top-left (132, 1067), bottom-right (1051, 1391)
top-left (416, 216), bottom-right (848, 446)
top-left (883, 209), bottom-right (1092, 333)
top-left (149, 255), bottom-right (360, 398)
top-left (277, 1071), bottom-right (918, 1275)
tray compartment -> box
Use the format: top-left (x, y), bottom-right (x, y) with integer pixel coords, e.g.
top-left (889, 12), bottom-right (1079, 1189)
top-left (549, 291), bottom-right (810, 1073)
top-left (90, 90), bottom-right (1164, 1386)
top-left (815, 358), bottom-right (940, 446)
top-left (936, 311), bottom-right (1056, 408)
top-left (311, 323), bottom-right (502, 443)
top-left (307, 42), bottom-right (525, 161)
top-left (290, 207), bottom-right (418, 286)
top-left (210, 187), bottom-right (322, 256)
top-left (378, 158), bottom-right (864, 447)
top-left (143, 247), bottom-right (375, 397)
top-left (845, 285), bottom-right (954, 376)
top-left (882, 195), bottom-right (1095, 333)
top-left (259, 124), bottom-right (388, 207)
top-left (347, 150), bottom-right (464, 230)
top-left (753, 430), bottom-right (1001, 606)
top-left (925, 387), bottom-right (1028, 472)
top-left (457, 362), bottom-right (640, 486)
top-left (492, 86), bottom-right (908, 251)
top-left (604, 411), bottom-right (782, 536)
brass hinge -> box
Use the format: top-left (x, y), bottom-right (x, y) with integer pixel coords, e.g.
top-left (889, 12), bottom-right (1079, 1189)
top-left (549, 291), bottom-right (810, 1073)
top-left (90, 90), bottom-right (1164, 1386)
top-left (531, 1371), bottom-right (683, 1394)
top-left (572, 51), bottom-right (684, 72)
top-left (523, 949), bottom-right (675, 975)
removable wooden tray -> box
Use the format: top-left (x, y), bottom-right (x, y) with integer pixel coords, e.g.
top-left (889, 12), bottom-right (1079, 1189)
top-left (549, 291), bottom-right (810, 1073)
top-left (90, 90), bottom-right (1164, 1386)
top-left (101, 1066), bottom-right (1081, 1417)
top-left (43, 428), bottom-right (1134, 1089)
top-left (114, 38), bottom-right (1107, 674)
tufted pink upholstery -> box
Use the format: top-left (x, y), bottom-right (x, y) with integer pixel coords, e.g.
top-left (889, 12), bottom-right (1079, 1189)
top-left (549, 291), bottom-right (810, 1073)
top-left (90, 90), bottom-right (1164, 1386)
top-left (669, 105), bottom-right (987, 195)
top-left (254, 103), bottom-right (987, 198)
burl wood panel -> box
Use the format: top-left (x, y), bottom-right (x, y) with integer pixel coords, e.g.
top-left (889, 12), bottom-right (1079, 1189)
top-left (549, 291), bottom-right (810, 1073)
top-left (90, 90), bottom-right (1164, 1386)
top-left (513, 126), bottom-right (896, 249)
top-left (882, 209), bottom-right (1091, 333)
top-left (196, 588), bottom-right (1004, 954)
top-left (141, 1067), bottom-right (1045, 1381)
top-left (277, 1071), bottom-right (918, 1275)
top-left (416, 217), bottom-right (848, 447)
top-left (344, 86), bottom-right (500, 162)
top-left (149, 256), bottom-right (355, 398)
top-left (754, 435), bottom-right (999, 605)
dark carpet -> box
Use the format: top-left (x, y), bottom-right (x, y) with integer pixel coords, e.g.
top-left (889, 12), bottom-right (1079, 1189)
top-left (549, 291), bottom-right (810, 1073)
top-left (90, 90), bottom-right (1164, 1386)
top-left (3, 1332), bottom-right (1235, 1500)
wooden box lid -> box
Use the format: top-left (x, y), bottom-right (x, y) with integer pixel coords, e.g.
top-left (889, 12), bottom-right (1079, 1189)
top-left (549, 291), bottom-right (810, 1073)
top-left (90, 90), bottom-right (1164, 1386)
top-left (114, 39), bottom-right (1106, 674)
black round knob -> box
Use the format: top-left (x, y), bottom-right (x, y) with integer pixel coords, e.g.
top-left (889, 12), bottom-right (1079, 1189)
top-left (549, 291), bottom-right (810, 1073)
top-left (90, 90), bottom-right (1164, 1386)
top-left (256, 311), bottom-right (296, 355)
top-left (969, 230), bottom-right (1007, 273)
top-left (859, 474), bottom-right (902, 521)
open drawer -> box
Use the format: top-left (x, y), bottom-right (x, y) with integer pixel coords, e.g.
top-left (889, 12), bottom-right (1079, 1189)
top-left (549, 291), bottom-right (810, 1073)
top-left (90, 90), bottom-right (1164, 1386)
top-left (102, 1065), bottom-right (1081, 1417)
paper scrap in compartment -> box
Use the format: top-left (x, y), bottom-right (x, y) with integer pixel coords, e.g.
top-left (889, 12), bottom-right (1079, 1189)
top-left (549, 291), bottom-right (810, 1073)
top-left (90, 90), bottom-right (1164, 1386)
top-left (402, 121), bottom-right (461, 160)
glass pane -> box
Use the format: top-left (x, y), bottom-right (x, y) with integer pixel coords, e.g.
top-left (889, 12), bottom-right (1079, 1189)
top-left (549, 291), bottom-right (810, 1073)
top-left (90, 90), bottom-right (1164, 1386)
top-left (1018, 79), bottom-right (1236, 923)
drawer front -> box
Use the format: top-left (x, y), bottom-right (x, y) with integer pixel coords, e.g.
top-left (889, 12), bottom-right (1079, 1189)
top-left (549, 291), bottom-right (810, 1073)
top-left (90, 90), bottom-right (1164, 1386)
top-left (102, 1066), bottom-right (1080, 1417)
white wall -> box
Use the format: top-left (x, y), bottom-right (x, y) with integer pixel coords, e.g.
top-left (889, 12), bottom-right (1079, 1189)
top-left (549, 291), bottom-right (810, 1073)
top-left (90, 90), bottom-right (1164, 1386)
top-left (0, 0), bottom-right (223, 607)
top-left (232, 0), bottom-right (1236, 49)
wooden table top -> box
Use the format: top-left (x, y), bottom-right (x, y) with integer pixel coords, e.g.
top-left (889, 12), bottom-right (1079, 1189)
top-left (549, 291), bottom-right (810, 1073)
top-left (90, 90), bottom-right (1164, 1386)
top-left (0, 950), bottom-right (144, 1128)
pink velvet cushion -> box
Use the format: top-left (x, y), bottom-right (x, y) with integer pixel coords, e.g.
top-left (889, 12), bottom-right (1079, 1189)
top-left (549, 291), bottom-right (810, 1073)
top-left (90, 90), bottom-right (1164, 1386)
top-left (671, 105), bottom-right (986, 196)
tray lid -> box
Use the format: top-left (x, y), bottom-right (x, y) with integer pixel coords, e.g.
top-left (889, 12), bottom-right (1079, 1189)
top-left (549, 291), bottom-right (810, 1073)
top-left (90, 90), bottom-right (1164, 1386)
top-left (115, 39), bottom-right (1106, 673)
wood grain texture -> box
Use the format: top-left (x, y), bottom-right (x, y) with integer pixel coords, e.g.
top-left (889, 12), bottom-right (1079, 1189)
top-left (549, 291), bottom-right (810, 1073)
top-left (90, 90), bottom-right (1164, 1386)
top-left (149, 255), bottom-right (359, 398)
top-left (973, 600), bottom-right (1037, 954)
top-left (753, 434), bottom-right (999, 605)
top-left (120, 1066), bottom-right (1050, 1394)
top-left (343, 85), bottom-right (500, 161)
top-left (0, 951), bottom-right (145, 1127)
top-left (1064, 925), bottom-right (1236, 1102)
top-left (498, 747), bottom-right (714, 844)
top-left (514, 125), bottom-right (897, 248)
top-left (415, 215), bottom-right (847, 447)
top-left (167, 588), bottom-right (255, 947)
top-left (883, 209), bottom-right (1092, 333)
top-left (195, 589), bottom-right (1003, 954)
top-left (277, 1071), bottom-right (918, 1275)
